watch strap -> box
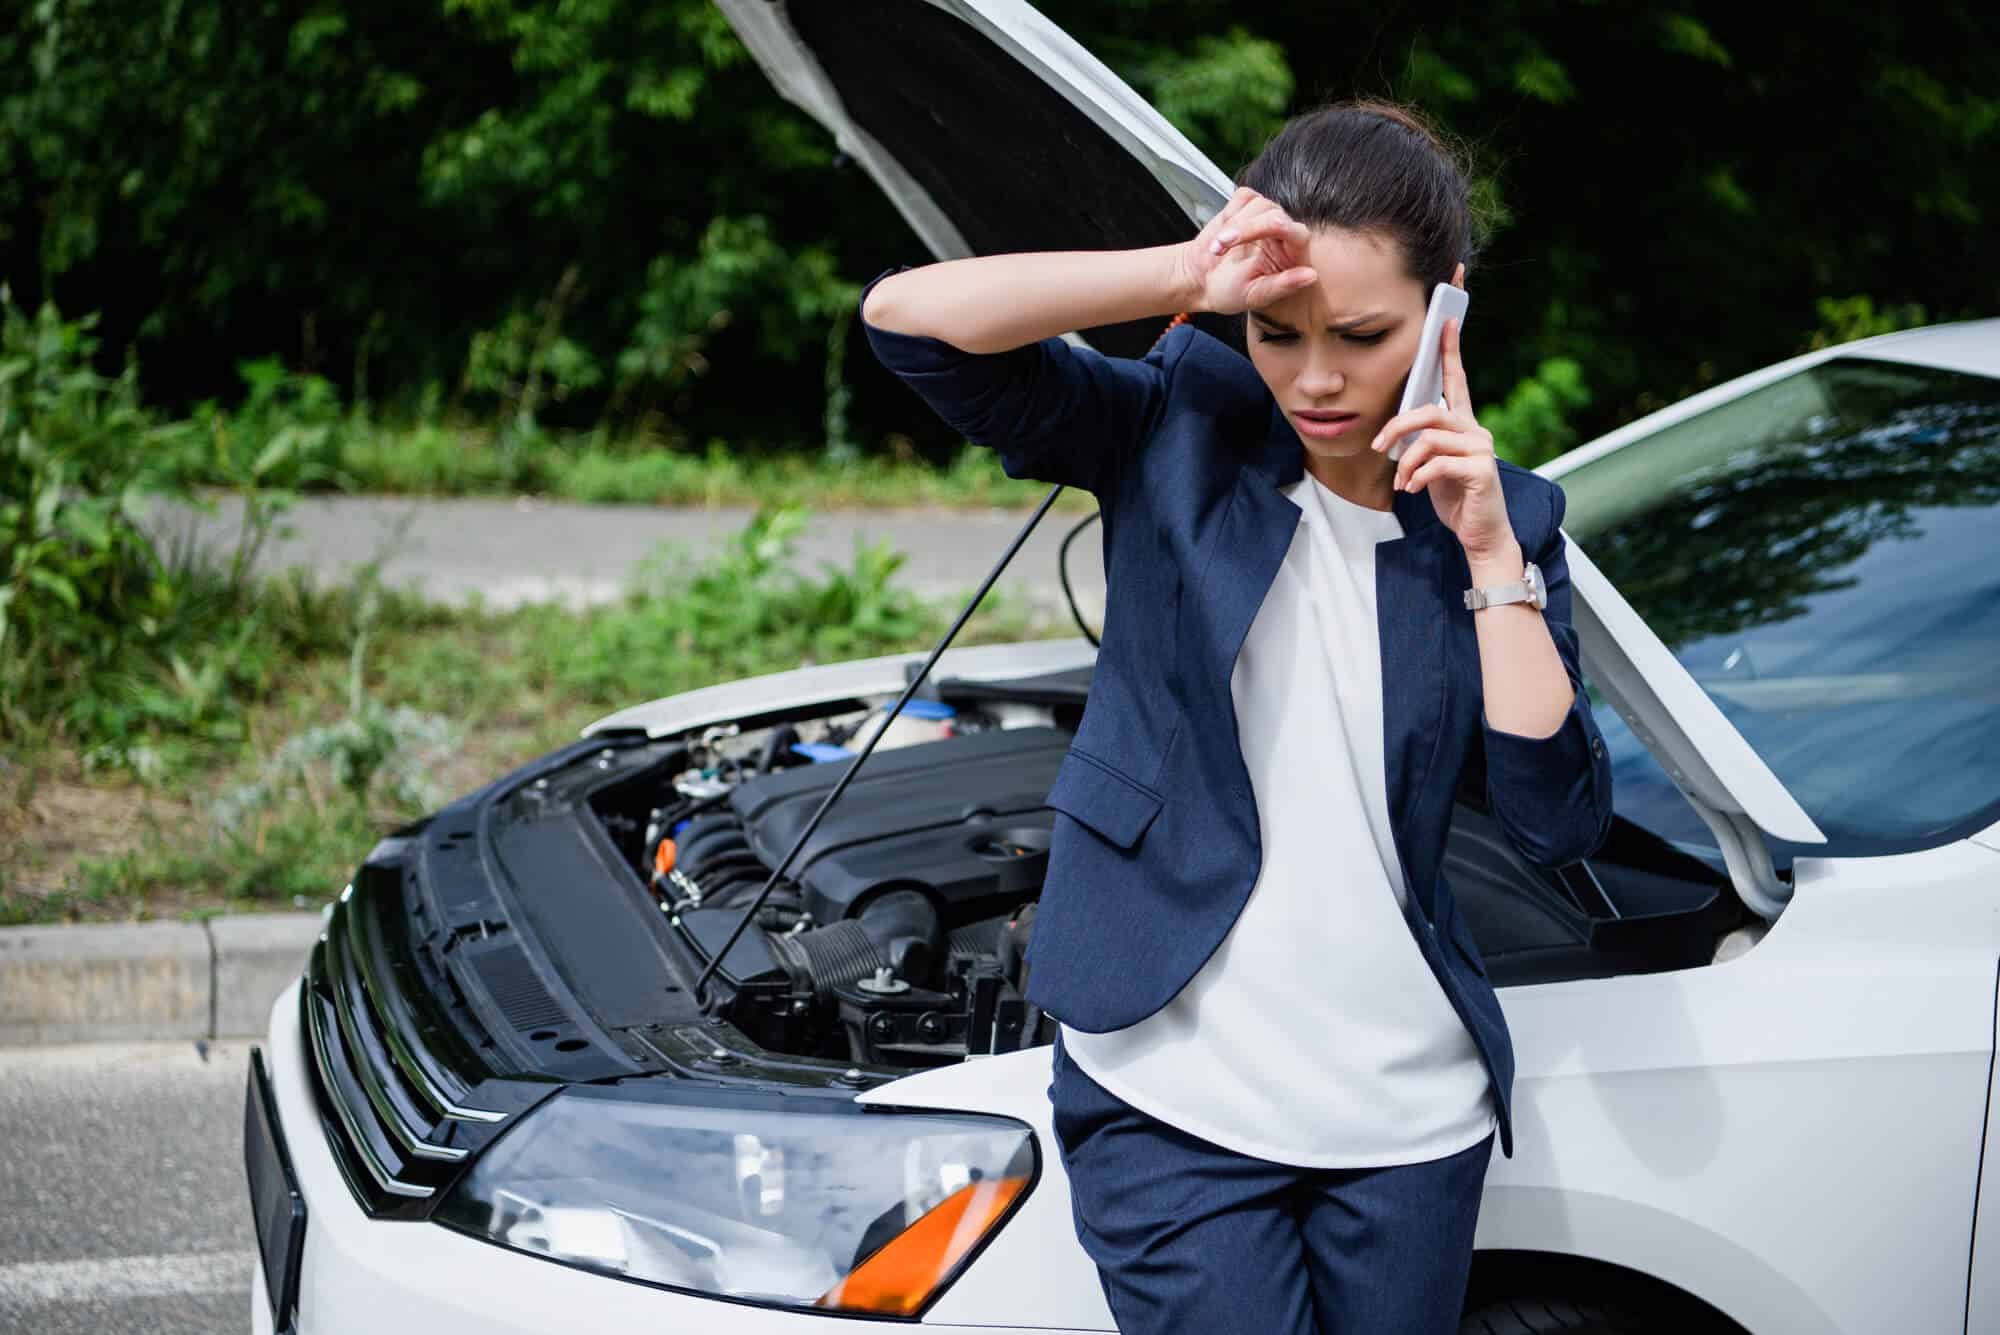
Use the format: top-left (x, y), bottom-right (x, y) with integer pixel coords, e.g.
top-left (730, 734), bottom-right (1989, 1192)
top-left (1464, 561), bottom-right (1545, 611)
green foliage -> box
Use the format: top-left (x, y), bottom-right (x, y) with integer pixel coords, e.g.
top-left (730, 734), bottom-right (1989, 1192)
top-left (1806, 296), bottom-right (1932, 350)
top-left (0, 284), bottom-right (463, 777)
top-left (1128, 26), bottom-right (1294, 172)
top-left (614, 215), bottom-right (858, 424)
top-left (462, 267), bottom-right (602, 433)
top-left (540, 506), bottom-right (933, 701)
top-left (213, 585), bottom-right (458, 828)
top-left (11, 497), bottom-right (1026, 923)
top-left (66, 799), bottom-right (384, 912)
top-left (0, 290), bottom-right (180, 738)
top-left (1486, 359), bottom-right (1593, 471)
top-left (1, 0), bottom-right (1993, 471)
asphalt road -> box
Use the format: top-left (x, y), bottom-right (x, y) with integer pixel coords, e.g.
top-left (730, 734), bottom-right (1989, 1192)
top-left (147, 492), bottom-right (1106, 620)
top-left (0, 1040), bottom-right (256, 1334)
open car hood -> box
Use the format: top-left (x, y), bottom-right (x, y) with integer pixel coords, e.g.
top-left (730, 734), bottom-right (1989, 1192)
top-left (714, 0), bottom-right (1239, 358)
top-left (716, 0), bottom-right (1822, 918)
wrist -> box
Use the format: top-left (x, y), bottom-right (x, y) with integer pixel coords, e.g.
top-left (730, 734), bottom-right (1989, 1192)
top-left (1156, 242), bottom-right (1207, 315)
top-left (1465, 540), bottom-right (1525, 583)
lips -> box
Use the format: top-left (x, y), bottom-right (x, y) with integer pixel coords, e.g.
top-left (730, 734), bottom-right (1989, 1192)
top-left (1291, 409), bottom-right (1360, 439)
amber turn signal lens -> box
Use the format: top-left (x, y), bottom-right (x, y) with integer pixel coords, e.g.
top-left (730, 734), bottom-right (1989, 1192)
top-left (815, 1175), bottom-right (1029, 1315)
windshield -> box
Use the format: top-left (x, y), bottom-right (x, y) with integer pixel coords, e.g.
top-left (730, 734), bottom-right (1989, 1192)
top-left (1558, 354), bottom-right (2000, 862)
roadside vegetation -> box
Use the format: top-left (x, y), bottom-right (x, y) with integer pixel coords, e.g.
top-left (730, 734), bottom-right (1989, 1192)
top-left (3, 0), bottom-right (1978, 927)
top-left (0, 298), bottom-right (1045, 927)
top-left (7, 2), bottom-right (1982, 479)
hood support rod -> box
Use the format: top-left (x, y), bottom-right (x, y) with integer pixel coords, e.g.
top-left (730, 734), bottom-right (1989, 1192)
top-left (692, 482), bottom-right (1068, 1009)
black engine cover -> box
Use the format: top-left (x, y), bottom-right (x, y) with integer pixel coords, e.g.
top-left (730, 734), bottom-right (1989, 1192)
top-left (728, 725), bottom-right (1068, 924)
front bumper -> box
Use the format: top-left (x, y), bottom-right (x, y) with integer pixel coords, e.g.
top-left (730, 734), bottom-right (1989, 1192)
top-left (253, 978), bottom-right (1102, 1333)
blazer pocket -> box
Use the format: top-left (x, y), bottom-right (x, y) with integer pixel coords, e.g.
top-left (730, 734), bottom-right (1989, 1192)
top-left (1044, 747), bottom-right (1165, 851)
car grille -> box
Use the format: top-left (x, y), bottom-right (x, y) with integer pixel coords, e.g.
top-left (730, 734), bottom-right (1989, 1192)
top-left (302, 878), bottom-right (511, 1218)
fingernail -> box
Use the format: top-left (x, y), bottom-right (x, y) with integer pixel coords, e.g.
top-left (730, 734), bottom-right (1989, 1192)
top-left (1219, 230), bottom-right (1237, 243)
top-left (1209, 240), bottom-right (1222, 254)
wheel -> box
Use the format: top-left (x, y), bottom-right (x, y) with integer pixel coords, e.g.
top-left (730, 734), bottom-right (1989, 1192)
top-left (1459, 1295), bottom-right (1647, 1334)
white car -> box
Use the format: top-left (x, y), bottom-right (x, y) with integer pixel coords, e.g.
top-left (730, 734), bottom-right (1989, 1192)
top-left (242, 2), bottom-right (2000, 1332)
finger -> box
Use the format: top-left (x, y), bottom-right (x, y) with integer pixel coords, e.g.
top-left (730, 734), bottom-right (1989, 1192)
top-left (1392, 426), bottom-right (1484, 474)
top-left (1405, 459), bottom-right (1444, 493)
top-left (1370, 402), bottom-right (1450, 453)
top-left (1393, 432), bottom-right (1434, 491)
top-left (1208, 186), bottom-right (1256, 230)
top-left (1393, 430), bottom-right (1466, 489)
top-left (1243, 268), bottom-right (1318, 309)
top-left (1219, 206), bottom-right (1310, 253)
top-left (1395, 430), bottom-right (1476, 488)
top-left (1208, 186), bottom-right (1261, 236)
top-left (1194, 191), bottom-right (1256, 254)
top-left (1441, 317), bottom-right (1473, 418)
top-left (1211, 197), bottom-right (1288, 254)
top-left (1404, 452), bottom-right (1474, 494)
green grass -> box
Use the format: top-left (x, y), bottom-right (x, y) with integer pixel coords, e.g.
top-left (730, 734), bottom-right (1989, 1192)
top-left (0, 507), bottom-right (1058, 927)
top-left (333, 422), bottom-right (1097, 512)
top-left (0, 293), bottom-right (1074, 926)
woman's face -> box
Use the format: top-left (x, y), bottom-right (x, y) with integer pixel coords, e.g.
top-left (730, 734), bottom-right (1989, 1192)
top-left (1243, 226), bottom-right (1432, 470)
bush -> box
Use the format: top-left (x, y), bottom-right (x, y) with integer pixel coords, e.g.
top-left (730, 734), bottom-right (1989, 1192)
top-left (539, 505), bottom-right (933, 701)
top-left (1486, 358), bottom-right (1593, 471)
top-left (0, 291), bottom-right (185, 741)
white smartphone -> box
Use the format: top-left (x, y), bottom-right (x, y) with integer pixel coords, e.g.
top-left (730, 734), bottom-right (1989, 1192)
top-left (1387, 282), bottom-right (1470, 463)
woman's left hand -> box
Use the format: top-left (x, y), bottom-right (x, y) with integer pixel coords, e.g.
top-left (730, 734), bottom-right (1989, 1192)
top-left (1368, 292), bottom-right (1516, 561)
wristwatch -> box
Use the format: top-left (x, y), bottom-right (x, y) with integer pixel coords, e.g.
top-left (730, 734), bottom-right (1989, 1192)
top-left (1464, 561), bottom-right (1547, 612)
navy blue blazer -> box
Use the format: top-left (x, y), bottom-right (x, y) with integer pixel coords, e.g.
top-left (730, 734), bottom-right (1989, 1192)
top-left (859, 266), bottom-right (1614, 1158)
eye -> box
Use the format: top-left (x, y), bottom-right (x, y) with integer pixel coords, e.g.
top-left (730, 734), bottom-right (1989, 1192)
top-left (1253, 329), bottom-right (1297, 345)
top-left (1345, 330), bottom-right (1389, 345)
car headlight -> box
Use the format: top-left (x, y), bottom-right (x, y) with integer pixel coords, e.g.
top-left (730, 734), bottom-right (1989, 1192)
top-left (434, 1084), bottom-right (1036, 1317)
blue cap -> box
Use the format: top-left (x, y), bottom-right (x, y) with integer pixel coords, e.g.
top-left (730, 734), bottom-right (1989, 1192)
top-left (896, 699), bottom-right (957, 721)
top-left (791, 741), bottom-right (855, 764)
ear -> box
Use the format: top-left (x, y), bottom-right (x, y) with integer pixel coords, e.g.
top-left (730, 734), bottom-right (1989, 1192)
top-left (1451, 261), bottom-right (1467, 290)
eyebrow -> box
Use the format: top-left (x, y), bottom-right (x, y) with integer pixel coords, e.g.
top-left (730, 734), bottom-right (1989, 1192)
top-left (1250, 311), bottom-right (1395, 333)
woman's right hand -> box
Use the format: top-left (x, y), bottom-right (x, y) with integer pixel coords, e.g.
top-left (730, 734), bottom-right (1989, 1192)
top-left (1175, 187), bottom-right (1318, 316)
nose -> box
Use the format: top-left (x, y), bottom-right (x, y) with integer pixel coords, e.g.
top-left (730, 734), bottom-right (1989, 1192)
top-left (1298, 341), bottom-right (1345, 399)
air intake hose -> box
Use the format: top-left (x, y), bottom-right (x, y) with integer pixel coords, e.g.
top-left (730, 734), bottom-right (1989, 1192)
top-left (767, 889), bottom-right (943, 1001)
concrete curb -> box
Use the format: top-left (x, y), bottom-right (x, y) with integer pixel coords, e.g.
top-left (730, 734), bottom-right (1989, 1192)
top-left (0, 913), bottom-right (323, 1045)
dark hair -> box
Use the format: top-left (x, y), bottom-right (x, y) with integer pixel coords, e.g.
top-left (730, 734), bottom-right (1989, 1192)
top-left (1236, 98), bottom-right (1483, 294)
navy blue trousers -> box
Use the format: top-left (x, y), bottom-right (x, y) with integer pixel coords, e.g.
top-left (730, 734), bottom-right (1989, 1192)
top-left (1048, 1030), bottom-right (1492, 1335)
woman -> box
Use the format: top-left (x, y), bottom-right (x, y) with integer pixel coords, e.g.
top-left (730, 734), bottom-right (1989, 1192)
top-left (858, 99), bottom-right (1613, 1335)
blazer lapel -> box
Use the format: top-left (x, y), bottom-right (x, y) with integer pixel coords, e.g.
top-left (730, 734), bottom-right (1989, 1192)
top-left (1378, 486), bottom-right (1453, 918)
top-left (1202, 401), bottom-right (1456, 918)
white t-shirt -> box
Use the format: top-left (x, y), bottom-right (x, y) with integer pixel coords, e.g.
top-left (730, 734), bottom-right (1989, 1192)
top-left (1059, 470), bottom-right (1497, 1167)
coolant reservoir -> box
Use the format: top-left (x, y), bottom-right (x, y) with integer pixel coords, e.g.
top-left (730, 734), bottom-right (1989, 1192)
top-left (852, 698), bottom-right (957, 753)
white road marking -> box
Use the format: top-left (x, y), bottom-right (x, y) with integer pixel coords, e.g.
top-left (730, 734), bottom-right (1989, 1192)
top-left (0, 1251), bottom-right (255, 1306)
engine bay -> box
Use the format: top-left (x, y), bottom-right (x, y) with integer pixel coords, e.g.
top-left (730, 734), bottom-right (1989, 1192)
top-left (587, 684), bottom-right (1087, 1071)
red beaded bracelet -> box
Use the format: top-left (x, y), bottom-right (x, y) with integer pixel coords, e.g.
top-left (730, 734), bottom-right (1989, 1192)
top-left (1149, 310), bottom-right (1191, 352)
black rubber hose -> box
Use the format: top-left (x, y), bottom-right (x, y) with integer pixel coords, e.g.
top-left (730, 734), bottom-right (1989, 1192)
top-left (767, 888), bottom-right (944, 999)
top-left (1057, 507), bottom-right (1103, 647)
top-left (692, 483), bottom-right (1068, 1007)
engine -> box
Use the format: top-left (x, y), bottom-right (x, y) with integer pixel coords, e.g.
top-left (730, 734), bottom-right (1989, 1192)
top-left (616, 721), bottom-right (1073, 1069)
